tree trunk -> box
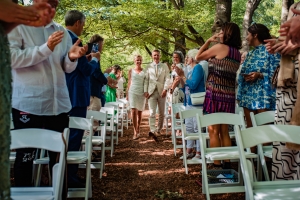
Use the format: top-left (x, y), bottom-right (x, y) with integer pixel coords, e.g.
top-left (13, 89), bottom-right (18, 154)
top-left (281, 0), bottom-right (294, 24)
top-left (241, 0), bottom-right (261, 52)
top-left (212, 0), bottom-right (232, 34)
top-left (170, 0), bottom-right (186, 56)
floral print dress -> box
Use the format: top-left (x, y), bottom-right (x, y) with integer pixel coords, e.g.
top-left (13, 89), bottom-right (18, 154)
top-left (237, 45), bottom-right (281, 110)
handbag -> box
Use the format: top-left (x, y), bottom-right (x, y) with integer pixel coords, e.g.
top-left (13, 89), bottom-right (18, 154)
top-left (190, 92), bottom-right (206, 105)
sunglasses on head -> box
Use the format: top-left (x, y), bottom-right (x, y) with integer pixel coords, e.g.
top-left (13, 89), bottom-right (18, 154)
top-left (250, 22), bottom-right (258, 30)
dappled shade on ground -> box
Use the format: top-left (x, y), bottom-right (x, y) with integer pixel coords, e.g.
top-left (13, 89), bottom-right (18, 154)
top-left (79, 107), bottom-right (245, 200)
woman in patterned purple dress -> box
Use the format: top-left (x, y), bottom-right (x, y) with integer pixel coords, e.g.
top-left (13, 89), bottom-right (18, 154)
top-left (195, 22), bottom-right (241, 168)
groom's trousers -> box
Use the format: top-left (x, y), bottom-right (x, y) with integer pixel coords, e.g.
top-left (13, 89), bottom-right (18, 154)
top-left (148, 88), bottom-right (166, 133)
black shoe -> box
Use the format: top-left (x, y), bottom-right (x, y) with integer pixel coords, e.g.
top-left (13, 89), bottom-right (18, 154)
top-left (68, 180), bottom-right (85, 188)
top-left (149, 132), bottom-right (158, 142)
top-left (222, 162), bottom-right (231, 169)
top-left (77, 176), bottom-right (86, 184)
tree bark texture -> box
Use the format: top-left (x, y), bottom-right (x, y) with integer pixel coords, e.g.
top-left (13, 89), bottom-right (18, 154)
top-left (241, 0), bottom-right (261, 52)
top-left (281, 0), bottom-right (294, 25)
top-left (170, 0), bottom-right (186, 55)
top-left (0, 25), bottom-right (12, 200)
top-left (212, 0), bottom-right (232, 34)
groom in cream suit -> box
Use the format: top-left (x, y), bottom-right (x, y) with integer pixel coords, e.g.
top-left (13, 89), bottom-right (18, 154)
top-left (144, 50), bottom-right (170, 138)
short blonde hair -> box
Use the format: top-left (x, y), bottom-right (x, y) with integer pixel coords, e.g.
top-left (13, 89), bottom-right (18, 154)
top-left (134, 54), bottom-right (142, 60)
top-left (187, 49), bottom-right (198, 61)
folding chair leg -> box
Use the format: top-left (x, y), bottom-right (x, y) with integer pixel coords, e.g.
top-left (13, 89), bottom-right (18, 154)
top-left (201, 163), bottom-right (210, 200)
top-left (100, 144), bottom-right (105, 179)
top-left (111, 132), bottom-right (114, 157)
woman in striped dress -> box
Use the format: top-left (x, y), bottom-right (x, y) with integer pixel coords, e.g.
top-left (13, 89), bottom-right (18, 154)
top-left (195, 22), bottom-right (241, 168)
top-left (265, 2), bottom-right (300, 181)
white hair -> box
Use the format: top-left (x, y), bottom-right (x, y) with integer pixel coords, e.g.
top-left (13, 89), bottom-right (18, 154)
top-left (187, 49), bottom-right (198, 61)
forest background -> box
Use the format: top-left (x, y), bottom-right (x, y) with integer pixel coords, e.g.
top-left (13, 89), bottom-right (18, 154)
top-left (21, 0), bottom-right (292, 84)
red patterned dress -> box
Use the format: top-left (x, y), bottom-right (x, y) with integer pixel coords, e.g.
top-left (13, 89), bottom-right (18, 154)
top-left (203, 46), bottom-right (241, 114)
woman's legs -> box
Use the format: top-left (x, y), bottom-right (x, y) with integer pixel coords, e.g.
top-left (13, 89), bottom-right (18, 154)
top-left (208, 124), bottom-right (221, 165)
top-left (219, 124), bottom-right (231, 163)
top-left (137, 110), bottom-right (143, 134)
top-left (131, 108), bottom-right (138, 137)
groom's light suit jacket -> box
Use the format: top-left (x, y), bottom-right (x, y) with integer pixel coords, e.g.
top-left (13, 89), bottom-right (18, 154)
top-left (144, 62), bottom-right (170, 96)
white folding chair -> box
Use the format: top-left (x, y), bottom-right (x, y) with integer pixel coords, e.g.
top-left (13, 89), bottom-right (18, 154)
top-left (34, 117), bottom-right (93, 200)
top-left (235, 124), bottom-right (300, 200)
top-left (164, 101), bottom-right (172, 136)
top-left (196, 112), bottom-right (257, 200)
top-left (100, 106), bottom-right (116, 157)
top-left (117, 98), bottom-right (132, 128)
top-left (105, 102), bottom-right (123, 144)
top-left (250, 111), bottom-right (275, 181)
top-left (85, 110), bottom-right (107, 178)
top-left (117, 99), bottom-right (129, 130)
top-left (171, 103), bottom-right (185, 155)
top-left (11, 128), bottom-right (69, 200)
top-left (179, 108), bottom-right (203, 173)
top-left (67, 117), bottom-right (93, 200)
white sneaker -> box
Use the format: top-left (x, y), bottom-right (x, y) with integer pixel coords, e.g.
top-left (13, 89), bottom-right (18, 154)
top-left (180, 153), bottom-right (195, 159)
top-left (192, 154), bottom-right (201, 160)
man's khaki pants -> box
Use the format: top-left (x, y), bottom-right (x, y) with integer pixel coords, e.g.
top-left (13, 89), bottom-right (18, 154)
top-left (148, 89), bottom-right (166, 133)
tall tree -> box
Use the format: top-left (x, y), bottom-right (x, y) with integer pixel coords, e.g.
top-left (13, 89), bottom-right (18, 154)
top-left (212, 0), bottom-right (232, 34)
top-left (241, 0), bottom-right (262, 52)
top-left (281, 0), bottom-right (294, 24)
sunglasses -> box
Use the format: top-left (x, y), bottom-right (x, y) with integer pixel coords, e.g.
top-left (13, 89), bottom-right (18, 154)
top-left (250, 22), bottom-right (258, 30)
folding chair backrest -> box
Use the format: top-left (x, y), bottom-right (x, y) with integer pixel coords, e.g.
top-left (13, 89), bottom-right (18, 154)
top-left (180, 108), bottom-right (203, 120)
top-left (171, 103), bottom-right (185, 126)
top-left (250, 111), bottom-right (275, 126)
top-left (100, 107), bottom-right (114, 115)
top-left (105, 102), bottom-right (119, 108)
top-left (69, 117), bottom-right (93, 131)
top-left (86, 110), bottom-right (107, 122)
top-left (86, 110), bottom-right (107, 138)
top-left (100, 107), bottom-right (115, 131)
top-left (69, 117), bottom-right (93, 167)
top-left (198, 112), bottom-right (246, 129)
top-left (171, 103), bottom-right (184, 115)
top-left (10, 128), bottom-right (70, 199)
top-left (237, 125), bottom-right (300, 149)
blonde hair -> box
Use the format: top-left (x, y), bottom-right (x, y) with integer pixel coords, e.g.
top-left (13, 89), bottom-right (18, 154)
top-left (134, 54), bottom-right (142, 60)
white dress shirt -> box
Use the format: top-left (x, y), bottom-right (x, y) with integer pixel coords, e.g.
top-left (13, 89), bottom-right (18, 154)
top-left (8, 21), bottom-right (77, 115)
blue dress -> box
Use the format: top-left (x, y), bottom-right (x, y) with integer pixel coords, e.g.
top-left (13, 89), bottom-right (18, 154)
top-left (237, 45), bottom-right (281, 110)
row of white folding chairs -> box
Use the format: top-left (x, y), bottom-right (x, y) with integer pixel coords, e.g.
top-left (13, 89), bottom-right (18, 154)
top-left (117, 98), bottom-right (132, 129)
top-left (174, 104), bottom-right (244, 159)
top-left (35, 117), bottom-right (94, 199)
top-left (10, 128), bottom-right (69, 200)
top-left (11, 117), bottom-right (95, 199)
top-left (236, 124), bottom-right (300, 200)
top-left (175, 107), bottom-right (258, 199)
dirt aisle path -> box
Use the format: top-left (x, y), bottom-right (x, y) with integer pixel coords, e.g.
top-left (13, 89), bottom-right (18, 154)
top-left (86, 106), bottom-right (245, 200)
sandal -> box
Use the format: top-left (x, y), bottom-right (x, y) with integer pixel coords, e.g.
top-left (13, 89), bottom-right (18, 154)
top-left (133, 133), bottom-right (140, 140)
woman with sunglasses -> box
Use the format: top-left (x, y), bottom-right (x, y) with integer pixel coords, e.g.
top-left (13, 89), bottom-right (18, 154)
top-left (195, 22), bottom-right (241, 169)
top-left (237, 23), bottom-right (280, 152)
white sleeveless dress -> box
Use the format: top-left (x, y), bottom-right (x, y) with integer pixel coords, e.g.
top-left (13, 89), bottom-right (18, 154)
top-left (128, 69), bottom-right (146, 111)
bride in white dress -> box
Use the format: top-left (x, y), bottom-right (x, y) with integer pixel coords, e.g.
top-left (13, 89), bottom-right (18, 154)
top-left (126, 55), bottom-right (147, 140)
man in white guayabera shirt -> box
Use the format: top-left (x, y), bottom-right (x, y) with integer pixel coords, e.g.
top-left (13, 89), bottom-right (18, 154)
top-left (8, 0), bottom-right (87, 187)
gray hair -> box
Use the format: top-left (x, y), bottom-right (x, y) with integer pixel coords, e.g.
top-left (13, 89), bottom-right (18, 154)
top-left (173, 51), bottom-right (185, 63)
top-left (65, 10), bottom-right (85, 26)
top-left (187, 49), bottom-right (198, 61)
